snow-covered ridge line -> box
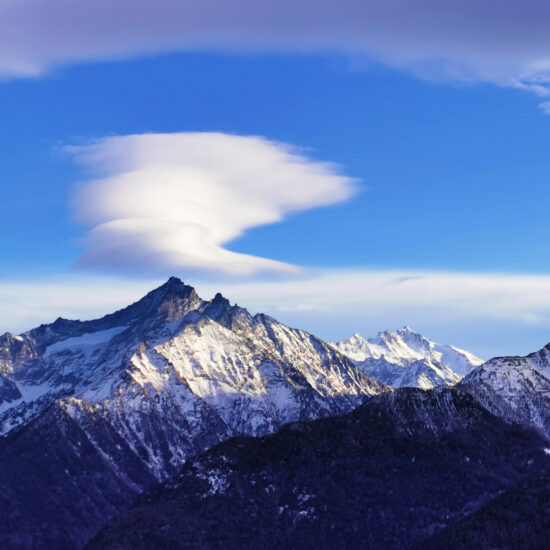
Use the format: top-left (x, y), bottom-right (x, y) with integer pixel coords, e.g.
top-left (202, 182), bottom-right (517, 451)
top-left (332, 326), bottom-right (483, 389)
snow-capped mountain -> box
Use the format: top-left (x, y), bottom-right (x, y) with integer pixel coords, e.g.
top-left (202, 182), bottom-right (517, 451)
top-left (2, 277), bottom-right (548, 549)
top-left (333, 327), bottom-right (483, 389)
top-left (462, 344), bottom-right (550, 441)
top-left (0, 277), bottom-right (385, 549)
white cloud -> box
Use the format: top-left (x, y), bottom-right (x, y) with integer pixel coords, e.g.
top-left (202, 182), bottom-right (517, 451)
top-left (4, 1), bottom-right (550, 103)
top-left (68, 132), bottom-right (357, 276)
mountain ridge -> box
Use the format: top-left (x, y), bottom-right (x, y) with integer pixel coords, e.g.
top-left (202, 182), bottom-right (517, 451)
top-left (461, 343), bottom-right (550, 441)
top-left (333, 327), bottom-right (483, 389)
top-left (0, 277), bottom-right (386, 548)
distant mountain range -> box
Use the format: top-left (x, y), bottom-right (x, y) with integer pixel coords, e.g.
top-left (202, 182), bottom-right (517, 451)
top-left (333, 327), bottom-right (483, 389)
top-left (0, 278), bottom-right (548, 549)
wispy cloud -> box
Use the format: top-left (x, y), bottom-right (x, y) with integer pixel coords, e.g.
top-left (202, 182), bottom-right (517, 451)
top-left (203, 269), bottom-right (550, 325)
top-left (191, 269), bottom-right (550, 355)
top-left (68, 132), bottom-right (357, 276)
top-left (4, 1), bottom-right (550, 106)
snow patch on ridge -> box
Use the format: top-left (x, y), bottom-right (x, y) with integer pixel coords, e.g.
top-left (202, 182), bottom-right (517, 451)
top-left (44, 326), bottom-right (128, 357)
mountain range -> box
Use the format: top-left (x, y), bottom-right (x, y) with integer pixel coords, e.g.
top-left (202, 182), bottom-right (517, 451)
top-left (0, 278), bottom-right (548, 549)
top-left (0, 277), bottom-right (384, 548)
top-left (89, 343), bottom-right (550, 549)
top-left (88, 386), bottom-right (549, 549)
top-left (333, 328), bottom-right (483, 389)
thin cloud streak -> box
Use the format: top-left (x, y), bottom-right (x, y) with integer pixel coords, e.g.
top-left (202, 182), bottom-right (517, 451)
top-left (0, 275), bottom-right (163, 334)
top-left (203, 269), bottom-right (550, 325)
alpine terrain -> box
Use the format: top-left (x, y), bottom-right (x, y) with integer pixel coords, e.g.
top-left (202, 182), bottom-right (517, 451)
top-left (88, 329), bottom-right (550, 549)
top-left (461, 343), bottom-right (550, 441)
top-left (2, 277), bottom-right (550, 549)
top-left (333, 327), bottom-right (483, 389)
top-left (88, 386), bottom-right (550, 550)
top-left (0, 277), bottom-right (385, 549)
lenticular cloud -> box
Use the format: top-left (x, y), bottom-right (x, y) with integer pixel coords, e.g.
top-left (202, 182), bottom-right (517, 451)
top-left (69, 132), bottom-right (357, 276)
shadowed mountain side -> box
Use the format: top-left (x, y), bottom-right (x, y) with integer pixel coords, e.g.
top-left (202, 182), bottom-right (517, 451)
top-left (87, 387), bottom-right (549, 550)
top-left (417, 466), bottom-right (550, 550)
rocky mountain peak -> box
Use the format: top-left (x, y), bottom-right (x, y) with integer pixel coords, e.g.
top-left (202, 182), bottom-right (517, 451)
top-left (396, 325), bottom-right (421, 339)
top-left (210, 291), bottom-right (230, 308)
top-left (150, 277), bottom-right (201, 322)
top-left (461, 344), bottom-right (550, 441)
top-left (149, 276), bottom-right (198, 304)
top-left (105, 276), bottom-right (201, 326)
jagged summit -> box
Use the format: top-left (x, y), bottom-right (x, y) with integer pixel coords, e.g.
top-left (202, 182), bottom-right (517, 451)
top-left (154, 276), bottom-right (196, 298)
top-left (209, 291), bottom-right (231, 308)
top-left (116, 276), bottom-right (200, 320)
top-left (333, 328), bottom-right (483, 389)
top-left (105, 278), bottom-right (237, 328)
top-left (166, 275), bottom-right (183, 284)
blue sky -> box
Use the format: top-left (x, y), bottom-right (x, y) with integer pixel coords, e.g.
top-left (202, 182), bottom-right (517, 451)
top-left (2, 53), bottom-right (549, 273)
top-left (4, 2), bottom-right (550, 358)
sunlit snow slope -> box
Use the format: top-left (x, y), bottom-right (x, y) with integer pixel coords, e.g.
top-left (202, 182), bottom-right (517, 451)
top-left (333, 327), bottom-right (483, 389)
